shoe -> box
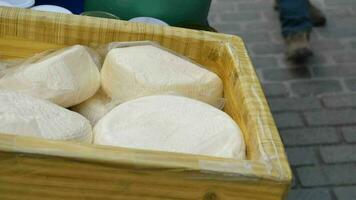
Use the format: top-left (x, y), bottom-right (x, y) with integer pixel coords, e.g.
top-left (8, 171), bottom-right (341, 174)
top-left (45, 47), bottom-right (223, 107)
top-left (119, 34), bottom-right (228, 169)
top-left (308, 1), bottom-right (327, 27)
top-left (285, 32), bottom-right (313, 63)
top-left (274, 0), bottom-right (327, 27)
top-left (274, 0), bottom-right (280, 10)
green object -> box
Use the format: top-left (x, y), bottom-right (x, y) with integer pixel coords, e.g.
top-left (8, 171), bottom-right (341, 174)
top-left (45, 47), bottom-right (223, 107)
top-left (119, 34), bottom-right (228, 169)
top-left (177, 23), bottom-right (217, 32)
top-left (84, 0), bottom-right (212, 26)
top-left (81, 11), bottom-right (120, 19)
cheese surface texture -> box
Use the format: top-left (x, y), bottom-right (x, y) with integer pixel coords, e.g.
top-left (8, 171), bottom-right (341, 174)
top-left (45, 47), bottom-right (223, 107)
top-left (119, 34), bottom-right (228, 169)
top-left (94, 95), bottom-right (245, 159)
top-left (0, 45), bottom-right (101, 107)
top-left (101, 45), bottom-right (223, 107)
top-left (71, 89), bottom-right (120, 126)
top-left (0, 91), bottom-right (92, 143)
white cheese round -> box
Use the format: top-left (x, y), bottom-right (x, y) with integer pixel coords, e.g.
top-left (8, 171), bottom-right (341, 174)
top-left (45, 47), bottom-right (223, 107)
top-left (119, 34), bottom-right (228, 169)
top-left (94, 95), bottom-right (245, 159)
top-left (71, 89), bottom-right (120, 126)
top-left (0, 91), bottom-right (92, 143)
top-left (0, 45), bottom-right (101, 108)
top-left (101, 45), bottom-right (223, 107)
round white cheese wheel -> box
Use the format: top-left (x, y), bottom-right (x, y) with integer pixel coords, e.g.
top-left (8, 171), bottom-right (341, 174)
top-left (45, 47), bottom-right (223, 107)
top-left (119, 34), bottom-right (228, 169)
top-left (94, 95), bottom-right (245, 159)
top-left (101, 45), bottom-right (223, 107)
top-left (0, 91), bottom-right (92, 143)
top-left (0, 45), bottom-right (101, 108)
top-left (71, 89), bottom-right (120, 126)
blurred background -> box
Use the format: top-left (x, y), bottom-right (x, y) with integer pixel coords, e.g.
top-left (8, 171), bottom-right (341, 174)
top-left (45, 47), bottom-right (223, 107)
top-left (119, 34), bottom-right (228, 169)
top-left (209, 0), bottom-right (356, 200)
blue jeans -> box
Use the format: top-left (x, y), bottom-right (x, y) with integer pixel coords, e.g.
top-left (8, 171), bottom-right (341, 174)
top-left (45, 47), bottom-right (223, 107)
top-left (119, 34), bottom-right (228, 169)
top-left (279, 0), bottom-right (312, 37)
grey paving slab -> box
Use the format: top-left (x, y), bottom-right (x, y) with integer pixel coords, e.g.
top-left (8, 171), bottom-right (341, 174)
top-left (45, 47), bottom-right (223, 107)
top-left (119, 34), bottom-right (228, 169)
top-left (209, 0), bottom-right (356, 198)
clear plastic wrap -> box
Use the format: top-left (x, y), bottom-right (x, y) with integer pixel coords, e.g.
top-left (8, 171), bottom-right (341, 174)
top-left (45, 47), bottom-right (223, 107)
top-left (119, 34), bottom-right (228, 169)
top-left (0, 45), bottom-right (101, 108)
top-left (94, 94), bottom-right (245, 159)
top-left (100, 42), bottom-right (224, 108)
top-left (0, 91), bottom-right (92, 143)
top-left (70, 88), bottom-right (121, 126)
top-left (71, 41), bottom-right (226, 126)
top-left (0, 8), bottom-right (291, 200)
top-left (1, 41), bottom-right (225, 127)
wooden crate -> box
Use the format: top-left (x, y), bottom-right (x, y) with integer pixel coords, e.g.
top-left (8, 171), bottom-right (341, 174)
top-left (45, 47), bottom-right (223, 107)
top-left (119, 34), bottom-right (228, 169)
top-left (0, 7), bottom-right (292, 200)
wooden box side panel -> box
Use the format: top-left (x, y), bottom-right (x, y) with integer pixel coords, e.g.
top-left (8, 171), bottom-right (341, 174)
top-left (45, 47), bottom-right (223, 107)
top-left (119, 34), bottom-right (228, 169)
top-left (219, 38), bottom-right (292, 181)
top-left (0, 151), bottom-right (289, 200)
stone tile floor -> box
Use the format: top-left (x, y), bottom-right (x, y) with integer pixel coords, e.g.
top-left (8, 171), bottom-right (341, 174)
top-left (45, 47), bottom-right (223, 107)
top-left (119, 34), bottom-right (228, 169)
top-left (209, 0), bottom-right (356, 199)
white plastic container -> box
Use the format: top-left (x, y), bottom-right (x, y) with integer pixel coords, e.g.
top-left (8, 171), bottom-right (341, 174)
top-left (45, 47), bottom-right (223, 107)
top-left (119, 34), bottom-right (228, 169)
top-left (0, 1), bottom-right (12, 6)
top-left (129, 17), bottom-right (168, 26)
top-left (1, 0), bottom-right (34, 8)
top-left (31, 5), bottom-right (72, 14)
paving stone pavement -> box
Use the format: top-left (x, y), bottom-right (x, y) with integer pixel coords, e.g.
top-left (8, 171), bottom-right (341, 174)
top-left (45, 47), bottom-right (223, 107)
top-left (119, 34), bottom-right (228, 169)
top-left (209, 0), bottom-right (356, 199)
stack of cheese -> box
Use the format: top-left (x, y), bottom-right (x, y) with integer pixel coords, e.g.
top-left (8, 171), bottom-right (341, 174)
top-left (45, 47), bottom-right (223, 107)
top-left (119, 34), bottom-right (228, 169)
top-left (73, 44), bottom-right (224, 125)
top-left (0, 42), bottom-right (246, 159)
top-left (0, 45), bottom-right (100, 143)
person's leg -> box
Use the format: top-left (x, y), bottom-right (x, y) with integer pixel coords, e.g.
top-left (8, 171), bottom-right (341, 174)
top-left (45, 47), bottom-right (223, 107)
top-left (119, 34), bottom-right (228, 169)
top-left (279, 0), bottom-right (313, 63)
top-left (279, 0), bottom-right (312, 38)
top-left (275, 0), bottom-right (327, 27)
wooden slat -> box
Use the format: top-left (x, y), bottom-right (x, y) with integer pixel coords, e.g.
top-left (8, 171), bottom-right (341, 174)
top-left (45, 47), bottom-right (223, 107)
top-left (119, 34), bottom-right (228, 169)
top-left (0, 151), bottom-right (288, 200)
